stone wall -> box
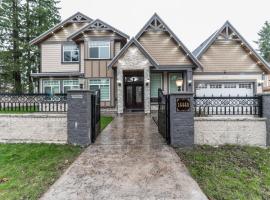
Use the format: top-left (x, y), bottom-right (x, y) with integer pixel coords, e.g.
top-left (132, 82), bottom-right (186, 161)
top-left (195, 117), bottom-right (267, 147)
top-left (0, 114), bottom-right (67, 143)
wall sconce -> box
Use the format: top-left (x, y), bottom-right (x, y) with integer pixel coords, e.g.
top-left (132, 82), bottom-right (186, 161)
top-left (188, 79), bottom-right (193, 86)
top-left (117, 80), bottom-right (122, 87)
top-left (258, 80), bottom-right (264, 87)
top-left (176, 78), bottom-right (183, 92)
top-left (145, 79), bottom-right (150, 86)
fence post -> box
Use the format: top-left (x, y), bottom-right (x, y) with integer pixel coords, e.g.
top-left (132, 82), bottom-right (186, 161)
top-left (67, 90), bottom-right (92, 147)
top-left (259, 94), bottom-right (270, 146)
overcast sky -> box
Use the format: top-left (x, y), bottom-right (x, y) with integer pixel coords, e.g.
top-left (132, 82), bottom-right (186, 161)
top-left (59, 0), bottom-right (269, 51)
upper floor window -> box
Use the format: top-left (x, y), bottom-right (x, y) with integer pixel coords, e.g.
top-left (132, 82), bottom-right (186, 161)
top-left (89, 41), bottom-right (110, 59)
top-left (63, 44), bottom-right (79, 62)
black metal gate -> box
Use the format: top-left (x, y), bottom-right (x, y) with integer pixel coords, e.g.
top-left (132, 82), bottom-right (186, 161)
top-left (91, 90), bottom-right (101, 143)
top-left (157, 89), bottom-right (170, 144)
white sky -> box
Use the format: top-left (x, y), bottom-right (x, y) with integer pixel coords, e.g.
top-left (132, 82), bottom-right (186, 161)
top-left (59, 0), bottom-right (270, 51)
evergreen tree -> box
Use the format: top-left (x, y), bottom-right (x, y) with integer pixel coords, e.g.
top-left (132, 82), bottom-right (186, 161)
top-left (256, 21), bottom-right (270, 63)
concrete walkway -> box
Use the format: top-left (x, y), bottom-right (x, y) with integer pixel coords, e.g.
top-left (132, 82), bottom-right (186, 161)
top-left (40, 114), bottom-right (207, 200)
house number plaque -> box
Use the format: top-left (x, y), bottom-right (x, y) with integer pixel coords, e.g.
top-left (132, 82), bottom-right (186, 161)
top-left (176, 98), bottom-right (191, 112)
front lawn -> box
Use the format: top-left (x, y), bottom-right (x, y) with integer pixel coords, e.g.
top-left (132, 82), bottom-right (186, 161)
top-left (175, 146), bottom-right (270, 200)
top-left (0, 144), bottom-right (82, 200)
top-left (101, 116), bottom-right (113, 130)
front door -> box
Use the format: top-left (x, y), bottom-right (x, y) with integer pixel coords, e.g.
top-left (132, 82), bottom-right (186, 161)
top-left (124, 74), bottom-right (144, 111)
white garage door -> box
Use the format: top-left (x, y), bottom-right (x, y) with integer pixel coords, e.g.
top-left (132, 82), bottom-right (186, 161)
top-left (195, 82), bottom-right (254, 97)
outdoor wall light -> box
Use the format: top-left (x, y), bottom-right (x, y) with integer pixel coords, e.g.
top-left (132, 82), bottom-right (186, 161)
top-left (176, 78), bottom-right (183, 92)
top-left (258, 80), bottom-right (264, 87)
top-left (117, 80), bottom-right (122, 87)
top-left (188, 79), bottom-right (193, 86)
top-left (145, 79), bottom-right (150, 86)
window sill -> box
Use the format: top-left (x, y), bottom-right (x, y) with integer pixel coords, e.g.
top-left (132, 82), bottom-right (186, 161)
top-left (86, 58), bottom-right (112, 61)
top-left (61, 62), bottom-right (79, 64)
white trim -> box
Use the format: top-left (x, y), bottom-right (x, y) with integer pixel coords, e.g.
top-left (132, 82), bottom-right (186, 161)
top-left (168, 73), bottom-right (183, 93)
top-left (88, 41), bottom-right (111, 59)
top-left (62, 44), bottom-right (79, 63)
top-left (89, 78), bottom-right (110, 101)
top-left (42, 80), bottom-right (61, 94)
top-left (150, 73), bottom-right (163, 98)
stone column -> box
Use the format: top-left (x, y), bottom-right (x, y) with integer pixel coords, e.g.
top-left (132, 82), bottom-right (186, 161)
top-left (117, 69), bottom-right (123, 114)
top-left (169, 92), bottom-right (194, 147)
top-left (260, 94), bottom-right (270, 146)
top-left (186, 69), bottom-right (193, 92)
top-left (67, 90), bottom-right (92, 147)
top-left (144, 67), bottom-right (151, 114)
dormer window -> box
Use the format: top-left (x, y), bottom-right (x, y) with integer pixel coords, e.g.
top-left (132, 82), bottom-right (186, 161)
top-left (89, 41), bottom-right (110, 59)
top-left (63, 44), bottom-right (79, 62)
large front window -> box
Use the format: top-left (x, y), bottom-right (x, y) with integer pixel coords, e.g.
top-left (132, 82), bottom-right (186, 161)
top-left (89, 79), bottom-right (110, 101)
top-left (63, 80), bottom-right (79, 93)
top-left (169, 73), bottom-right (183, 93)
top-left (43, 80), bottom-right (60, 95)
top-left (63, 44), bottom-right (79, 62)
top-left (89, 41), bottom-right (110, 59)
top-left (150, 73), bottom-right (162, 97)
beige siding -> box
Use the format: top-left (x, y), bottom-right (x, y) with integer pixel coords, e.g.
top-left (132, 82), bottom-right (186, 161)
top-left (80, 43), bottom-right (85, 73)
top-left (84, 60), bottom-right (113, 78)
top-left (41, 44), bottom-right (79, 72)
top-left (114, 42), bottom-right (121, 55)
top-left (47, 23), bottom-right (87, 42)
top-left (199, 40), bottom-right (263, 72)
top-left (138, 31), bottom-right (192, 65)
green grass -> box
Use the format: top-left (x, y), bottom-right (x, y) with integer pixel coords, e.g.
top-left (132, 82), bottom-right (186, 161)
top-left (0, 144), bottom-right (82, 200)
top-left (175, 145), bottom-right (270, 200)
top-left (100, 116), bottom-right (113, 130)
top-left (0, 106), bottom-right (38, 114)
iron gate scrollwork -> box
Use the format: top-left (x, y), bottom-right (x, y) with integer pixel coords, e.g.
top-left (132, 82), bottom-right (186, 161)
top-left (157, 89), bottom-right (170, 144)
top-left (91, 90), bottom-right (101, 143)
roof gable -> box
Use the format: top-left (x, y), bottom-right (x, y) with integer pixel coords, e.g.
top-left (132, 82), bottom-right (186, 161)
top-left (194, 21), bottom-right (270, 72)
top-left (135, 13), bottom-right (202, 69)
top-left (108, 38), bottom-right (158, 68)
top-left (30, 12), bottom-right (92, 45)
top-left (68, 19), bottom-right (129, 40)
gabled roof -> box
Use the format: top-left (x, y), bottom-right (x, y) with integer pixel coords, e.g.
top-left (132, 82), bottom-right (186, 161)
top-left (193, 21), bottom-right (270, 72)
top-left (108, 38), bottom-right (158, 68)
top-left (135, 13), bottom-right (203, 69)
top-left (68, 19), bottom-right (129, 40)
top-left (30, 12), bottom-right (93, 45)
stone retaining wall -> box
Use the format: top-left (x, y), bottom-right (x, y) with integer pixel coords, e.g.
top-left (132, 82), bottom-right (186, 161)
top-left (195, 117), bottom-right (267, 147)
top-left (0, 114), bottom-right (67, 143)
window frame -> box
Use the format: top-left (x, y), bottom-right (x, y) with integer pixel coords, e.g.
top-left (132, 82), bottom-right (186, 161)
top-left (63, 80), bottom-right (79, 93)
top-left (89, 78), bottom-right (111, 101)
top-left (88, 40), bottom-right (111, 60)
top-left (150, 73), bottom-right (163, 98)
top-left (42, 80), bottom-right (61, 95)
top-left (62, 44), bottom-right (80, 63)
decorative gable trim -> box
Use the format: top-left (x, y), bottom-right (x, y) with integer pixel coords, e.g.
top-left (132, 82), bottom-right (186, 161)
top-left (68, 19), bottom-right (129, 40)
top-left (30, 12), bottom-right (92, 45)
top-left (194, 21), bottom-right (270, 72)
top-left (135, 13), bottom-right (203, 70)
top-left (108, 38), bottom-right (158, 68)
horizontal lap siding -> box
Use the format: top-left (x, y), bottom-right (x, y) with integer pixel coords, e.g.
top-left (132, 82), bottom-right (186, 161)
top-left (47, 23), bottom-right (87, 42)
top-left (41, 44), bottom-right (79, 72)
top-left (200, 40), bottom-right (262, 72)
top-left (139, 31), bottom-right (192, 65)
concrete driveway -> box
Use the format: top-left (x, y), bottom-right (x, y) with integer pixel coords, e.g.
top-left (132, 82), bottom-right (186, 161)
top-left (40, 113), bottom-right (207, 200)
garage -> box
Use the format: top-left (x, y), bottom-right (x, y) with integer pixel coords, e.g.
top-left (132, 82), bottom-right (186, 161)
top-left (195, 82), bottom-right (254, 97)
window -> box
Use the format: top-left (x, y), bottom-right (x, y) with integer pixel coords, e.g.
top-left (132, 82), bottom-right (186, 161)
top-left (63, 80), bottom-right (79, 93)
top-left (89, 41), bottom-right (110, 59)
top-left (43, 80), bottom-right (60, 95)
top-left (169, 73), bottom-right (183, 93)
top-left (210, 84), bottom-right (222, 89)
top-left (224, 83), bottom-right (236, 88)
top-left (196, 83), bottom-right (207, 89)
top-left (150, 73), bottom-right (162, 97)
top-left (239, 83), bottom-right (252, 89)
top-left (89, 79), bottom-right (110, 101)
top-left (63, 44), bottom-right (79, 62)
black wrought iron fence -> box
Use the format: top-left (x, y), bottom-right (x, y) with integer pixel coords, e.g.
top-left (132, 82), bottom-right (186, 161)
top-left (91, 90), bottom-right (101, 143)
top-left (157, 89), bottom-right (170, 144)
top-left (194, 96), bottom-right (262, 117)
top-left (0, 93), bottom-right (67, 112)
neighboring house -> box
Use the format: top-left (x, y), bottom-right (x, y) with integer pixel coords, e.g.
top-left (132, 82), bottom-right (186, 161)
top-left (31, 12), bottom-right (270, 114)
top-left (193, 21), bottom-right (270, 97)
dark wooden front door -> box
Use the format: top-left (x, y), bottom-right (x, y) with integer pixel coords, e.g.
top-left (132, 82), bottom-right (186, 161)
top-left (125, 84), bottom-right (144, 110)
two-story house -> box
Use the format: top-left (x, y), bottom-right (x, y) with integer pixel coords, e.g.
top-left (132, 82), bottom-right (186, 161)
top-left (31, 12), bottom-right (270, 114)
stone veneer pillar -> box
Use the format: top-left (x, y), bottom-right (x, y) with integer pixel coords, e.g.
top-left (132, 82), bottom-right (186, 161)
top-left (260, 94), bottom-right (270, 146)
top-left (67, 90), bottom-right (92, 146)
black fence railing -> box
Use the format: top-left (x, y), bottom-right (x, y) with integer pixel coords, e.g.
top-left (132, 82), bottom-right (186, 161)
top-left (0, 93), bottom-right (67, 112)
top-left (157, 89), bottom-right (170, 144)
top-left (194, 96), bottom-right (262, 117)
top-left (91, 90), bottom-right (101, 143)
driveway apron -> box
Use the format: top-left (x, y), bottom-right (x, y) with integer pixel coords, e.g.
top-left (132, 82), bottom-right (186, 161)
top-left (40, 113), bottom-right (208, 200)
